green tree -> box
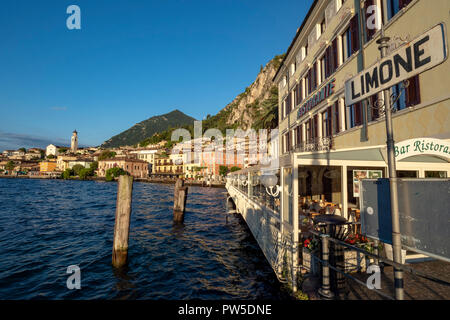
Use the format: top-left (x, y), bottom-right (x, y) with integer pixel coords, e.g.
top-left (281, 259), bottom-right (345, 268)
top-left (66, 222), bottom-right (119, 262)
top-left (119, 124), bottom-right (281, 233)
top-left (105, 167), bottom-right (128, 182)
top-left (5, 161), bottom-right (15, 173)
top-left (18, 147), bottom-right (26, 153)
top-left (62, 168), bottom-right (73, 180)
top-left (98, 150), bottom-right (116, 161)
top-left (78, 168), bottom-right (90, 180)
top-left (219, 165), bottom-right (230, 177)
top-left (47, 154), bottom-right (56, 159)
top-left (58, 147), bottom-right (68, 153)
top-left (230, 166), bottom-right (241, 173)
top-left (90, 161), bottom-right (98, 171)
top-left (72, 164), bottom-right (85, 176)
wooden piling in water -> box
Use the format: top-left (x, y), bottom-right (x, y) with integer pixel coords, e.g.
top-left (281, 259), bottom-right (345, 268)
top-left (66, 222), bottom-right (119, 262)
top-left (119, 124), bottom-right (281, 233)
top-left (112, 175), bottom-right (134, 268)
top-left (173, 179), bottom-right (188, 223)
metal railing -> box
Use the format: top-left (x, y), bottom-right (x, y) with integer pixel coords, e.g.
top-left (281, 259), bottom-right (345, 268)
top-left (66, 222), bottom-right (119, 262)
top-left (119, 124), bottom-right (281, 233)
top-left (307, 229), bottom-right (450, 300)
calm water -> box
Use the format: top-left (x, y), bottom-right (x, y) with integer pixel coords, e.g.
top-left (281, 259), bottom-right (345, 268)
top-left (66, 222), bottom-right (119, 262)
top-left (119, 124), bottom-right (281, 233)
top-left (0, 179), bottom-right (288, 300)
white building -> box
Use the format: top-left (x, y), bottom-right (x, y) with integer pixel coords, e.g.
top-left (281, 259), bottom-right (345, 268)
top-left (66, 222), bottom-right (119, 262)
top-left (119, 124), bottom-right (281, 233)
top-left (71, 130), bottom-right (78, 153)
top-left (46, 144), bottom-right (59, 157)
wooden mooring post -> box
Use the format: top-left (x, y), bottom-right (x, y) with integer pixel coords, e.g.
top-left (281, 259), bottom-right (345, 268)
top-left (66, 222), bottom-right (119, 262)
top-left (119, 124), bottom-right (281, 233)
top-left (112, 175), bottom-right (134, 268)
top-left (173, 179), bottom-right (188, 223)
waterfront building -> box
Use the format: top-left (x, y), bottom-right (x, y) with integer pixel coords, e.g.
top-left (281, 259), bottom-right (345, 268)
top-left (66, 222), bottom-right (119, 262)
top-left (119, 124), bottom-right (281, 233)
top-left (129, 149), bottom-right (159, 172)
top-left (227, 0), bottom-right (450, 293)
top-left (153, 153), bottom-right (184, 178)
top-left (56, 156), bottom-right (78, 171)
top-left (97, 157), bottom-right (149, 178)
top-left (71, 130), bottom-right (78, 153)
top-left (39, 160), bottom-right (58, 173)
top-left (68, 159), bottom-right (94, 170)
top-left (45, 144), bottom-right (59, 157)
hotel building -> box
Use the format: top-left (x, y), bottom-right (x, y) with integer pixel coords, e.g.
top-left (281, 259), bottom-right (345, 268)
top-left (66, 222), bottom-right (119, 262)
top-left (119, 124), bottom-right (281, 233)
top-left (227, 0), bottom-right (450, 292)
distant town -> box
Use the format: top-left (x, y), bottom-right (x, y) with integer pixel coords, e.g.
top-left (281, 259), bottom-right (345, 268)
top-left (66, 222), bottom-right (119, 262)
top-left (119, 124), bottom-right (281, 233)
top-left (0, 129), bottom-right (265, 184)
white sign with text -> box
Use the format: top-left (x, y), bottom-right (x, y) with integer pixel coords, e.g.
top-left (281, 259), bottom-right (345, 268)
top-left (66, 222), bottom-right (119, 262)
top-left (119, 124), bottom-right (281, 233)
top-left (345, 24), bottom-right (447, 105)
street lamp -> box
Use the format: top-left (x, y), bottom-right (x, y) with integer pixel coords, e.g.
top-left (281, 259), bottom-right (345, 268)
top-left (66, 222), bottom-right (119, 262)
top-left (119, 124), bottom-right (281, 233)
top-left (261, 174), bottom-right (280, 197)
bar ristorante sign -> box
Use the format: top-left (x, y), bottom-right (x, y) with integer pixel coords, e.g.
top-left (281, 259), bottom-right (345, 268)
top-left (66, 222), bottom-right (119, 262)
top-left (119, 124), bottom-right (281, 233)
top-left (394, 138), bottom-right (450, 161)
top-left (297, 78), bottom-right (335, 119)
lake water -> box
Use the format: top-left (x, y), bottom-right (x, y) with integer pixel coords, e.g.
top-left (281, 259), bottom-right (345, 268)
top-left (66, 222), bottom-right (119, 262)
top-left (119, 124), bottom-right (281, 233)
top-left (0, 179), bottom-right (289, 299)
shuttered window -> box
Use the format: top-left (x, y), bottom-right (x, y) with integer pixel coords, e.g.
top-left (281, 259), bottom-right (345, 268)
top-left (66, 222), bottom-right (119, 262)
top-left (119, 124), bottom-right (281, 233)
top-left (405, 75), bottom-right (421, 107)
top-left (313, 115), bottom-right (319, 139)
top-left (322, 107), bottom-right (332, 137)
top-left (350, 102), bottom-right (363, 128)
top-left (333, 101), bottom-right (340, 134)
top-left (349, 14), bottom-right (360, 54)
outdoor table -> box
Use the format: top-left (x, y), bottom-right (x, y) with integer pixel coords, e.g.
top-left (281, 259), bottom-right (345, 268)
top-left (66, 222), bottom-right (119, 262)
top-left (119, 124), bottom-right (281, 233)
top-left (313, 214), bottom-right (350, 298)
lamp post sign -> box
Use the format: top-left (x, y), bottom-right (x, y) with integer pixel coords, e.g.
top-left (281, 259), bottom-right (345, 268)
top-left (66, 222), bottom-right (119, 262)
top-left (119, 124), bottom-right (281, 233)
top-left (345, 23), bottom-right (447, 105)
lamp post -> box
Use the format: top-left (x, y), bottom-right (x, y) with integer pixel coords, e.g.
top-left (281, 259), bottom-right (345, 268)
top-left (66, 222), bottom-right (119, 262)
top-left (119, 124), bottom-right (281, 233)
top-left (376, 29), bottom-right (404, 300)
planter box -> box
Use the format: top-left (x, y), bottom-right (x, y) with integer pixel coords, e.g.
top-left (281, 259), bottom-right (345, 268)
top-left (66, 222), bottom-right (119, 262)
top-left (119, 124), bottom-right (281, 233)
top-left (302, 248), bottom-right (320, 275)
top-left (343, 249), bottom-right (367, 273)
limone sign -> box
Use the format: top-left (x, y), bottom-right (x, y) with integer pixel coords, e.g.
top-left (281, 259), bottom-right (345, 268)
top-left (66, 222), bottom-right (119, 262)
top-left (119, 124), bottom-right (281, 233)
top-left (345, 24), bottom-right (448, 105)
top-left (395, 138), bottom-right (450, 160)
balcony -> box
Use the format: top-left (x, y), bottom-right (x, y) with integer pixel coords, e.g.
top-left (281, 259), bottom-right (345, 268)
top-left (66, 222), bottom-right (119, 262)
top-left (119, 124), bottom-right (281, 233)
top-left (294, 136), bottom-right (333, 153)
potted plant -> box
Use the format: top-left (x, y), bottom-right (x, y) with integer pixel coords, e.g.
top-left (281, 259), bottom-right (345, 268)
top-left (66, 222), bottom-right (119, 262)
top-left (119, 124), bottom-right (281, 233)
top-left (302, 237), bottom-right (320, 275)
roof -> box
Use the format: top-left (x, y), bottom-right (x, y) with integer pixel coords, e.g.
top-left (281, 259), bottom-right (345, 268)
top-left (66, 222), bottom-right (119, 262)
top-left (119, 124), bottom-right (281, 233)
top-left (273, 0), bottom-right (319, 82)
top-left (99, 157), bottom-right (148, 164)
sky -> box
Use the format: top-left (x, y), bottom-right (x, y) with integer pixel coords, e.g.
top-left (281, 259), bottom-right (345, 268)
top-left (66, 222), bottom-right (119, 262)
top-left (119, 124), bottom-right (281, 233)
top-left (0, 0), bottom-right (314, 151)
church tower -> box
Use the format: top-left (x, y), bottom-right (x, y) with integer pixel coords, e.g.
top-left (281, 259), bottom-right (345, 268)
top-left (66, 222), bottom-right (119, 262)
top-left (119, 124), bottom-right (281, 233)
top-left (71, 130), bottom-right (78, 153)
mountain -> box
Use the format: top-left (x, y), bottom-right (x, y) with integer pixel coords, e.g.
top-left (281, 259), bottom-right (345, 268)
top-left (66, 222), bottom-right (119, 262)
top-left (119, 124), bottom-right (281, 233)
top-left (214, 53), bottom-right (284, 131)
top-left (101, 109), bottom-right (196, 148)
top-left (188, 53), bottom-right (284, 135)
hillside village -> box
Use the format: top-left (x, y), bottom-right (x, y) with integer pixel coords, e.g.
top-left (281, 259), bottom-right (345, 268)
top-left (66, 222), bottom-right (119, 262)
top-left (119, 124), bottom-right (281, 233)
top-left (0, 55), bottom-right (282, 184)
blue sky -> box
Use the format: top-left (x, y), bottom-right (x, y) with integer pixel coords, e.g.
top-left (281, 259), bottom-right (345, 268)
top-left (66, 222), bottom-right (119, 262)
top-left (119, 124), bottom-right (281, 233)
top-left (0, 0), bottom-right (313, 150)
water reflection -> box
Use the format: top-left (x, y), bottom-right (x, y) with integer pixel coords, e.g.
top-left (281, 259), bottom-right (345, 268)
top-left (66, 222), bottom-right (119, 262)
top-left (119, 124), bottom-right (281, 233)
top-left (0, 179), bottom-right (290, 300)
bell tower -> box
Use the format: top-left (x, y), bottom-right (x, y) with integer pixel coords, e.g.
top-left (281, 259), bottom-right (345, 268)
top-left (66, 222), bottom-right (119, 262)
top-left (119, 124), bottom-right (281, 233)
top-left (71, 130), bottom-right (78, 153)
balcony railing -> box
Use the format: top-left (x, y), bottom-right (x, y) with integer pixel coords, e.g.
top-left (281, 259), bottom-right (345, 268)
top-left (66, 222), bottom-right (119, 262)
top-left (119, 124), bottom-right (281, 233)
top-left (294, 136), bottom-right (333, 152)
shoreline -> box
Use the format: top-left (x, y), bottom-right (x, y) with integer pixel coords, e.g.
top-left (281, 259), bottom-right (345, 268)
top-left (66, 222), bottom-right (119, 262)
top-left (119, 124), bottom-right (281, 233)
top-left (0, 175), bottom-right (225, 188)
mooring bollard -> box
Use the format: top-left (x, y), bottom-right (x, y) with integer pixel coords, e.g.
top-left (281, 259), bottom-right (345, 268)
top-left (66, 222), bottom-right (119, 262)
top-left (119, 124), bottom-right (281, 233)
top-left (112, 175), bottom-right (133, 268)
top-left (318, 234), bottom-right (334, 300)
top-left (173, 179), bottom-right (188, 223)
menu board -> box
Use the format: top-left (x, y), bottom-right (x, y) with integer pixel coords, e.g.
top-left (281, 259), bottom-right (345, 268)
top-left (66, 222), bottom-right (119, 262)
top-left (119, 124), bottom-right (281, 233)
top-left (353, 170), bottom-right (383, 197)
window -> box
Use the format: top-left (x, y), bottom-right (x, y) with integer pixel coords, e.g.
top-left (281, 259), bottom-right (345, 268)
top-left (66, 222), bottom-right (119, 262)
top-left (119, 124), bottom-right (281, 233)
top-left (350, 14), bottom-right (360, 54)
top-left (397, 170), bottom-right (418, 178)
top-left (369, 94), bottom-right (380, 121)
top-left (332, 101), bottom-right (340, 134)
top-left (320, 56), bottom-right (326, 85)
top-left (286, 93), bottom-right (292, 115)
top-left (387, 0), bottom-right (400, 21)
top-left (294, 82), bottom-right (302, 106)
top-left (425, 171), bottom-right (447, 178)
top-left (342, 26), bottom-right (352, 61)
top-left (295, 125), bottom-right (303, 146)
top-left (308, 62), bottom-right (318, 95)
top-left (342, 14), bottom-right (360, 61)
top-left (322, 107), bottom-right (332, 137)
top-left (391, 83), bottom-right (406, 111)
top-left (305, 119), bottom-right (312, 142)
top-left (324, 38), bottom-right (339, 78)
top-left (320, 18), bottom-right (326, 36)
top-left (349, 102), bottom-right (363, 128)
top-left (405, 75), bottom-right (421, 107)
